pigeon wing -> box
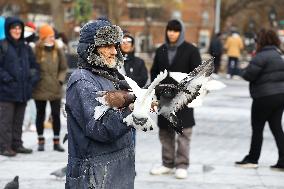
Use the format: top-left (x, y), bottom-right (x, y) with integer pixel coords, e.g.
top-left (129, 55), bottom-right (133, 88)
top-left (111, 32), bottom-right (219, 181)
top-left (124, 75), bottom-right (141, 97)
top-left (158, 58), bottom-right (214, 133)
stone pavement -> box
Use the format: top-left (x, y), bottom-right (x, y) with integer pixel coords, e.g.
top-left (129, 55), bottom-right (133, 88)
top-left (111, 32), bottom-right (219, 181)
top-left (1, 77), bottom-right (284, 189)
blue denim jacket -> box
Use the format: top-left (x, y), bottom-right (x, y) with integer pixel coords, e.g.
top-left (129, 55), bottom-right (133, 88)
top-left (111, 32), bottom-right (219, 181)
top-left (65, 68), bottom-right (135, 189)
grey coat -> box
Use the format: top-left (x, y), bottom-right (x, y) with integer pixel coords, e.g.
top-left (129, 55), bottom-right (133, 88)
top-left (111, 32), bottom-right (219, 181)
top-left (242, 46), bottom-right (284, 98)
top-left (65, 68), bottom-right (135, 189)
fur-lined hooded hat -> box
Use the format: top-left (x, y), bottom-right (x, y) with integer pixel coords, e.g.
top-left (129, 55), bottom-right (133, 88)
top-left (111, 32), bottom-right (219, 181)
top-left (77, 18), bottom-right (124, 68)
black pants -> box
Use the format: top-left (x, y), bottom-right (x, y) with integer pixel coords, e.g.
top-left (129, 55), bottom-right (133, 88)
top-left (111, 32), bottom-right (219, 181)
top-left (247, 94), bottom-right (284, 165)
top-left (35, 100), bottom-right (61, 136)
top-left (0, 101), bottom-right (26, 150)
top-left (213, 55), bottom-right (221, 74)
top-left (227, 57), bottom-right (239, 77)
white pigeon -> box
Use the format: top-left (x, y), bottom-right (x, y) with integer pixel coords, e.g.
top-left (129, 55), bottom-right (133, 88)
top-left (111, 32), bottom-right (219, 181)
top-left (156, 57), bottom-right (214, 133)
top-left (123, 70), bottom-right (168, 131)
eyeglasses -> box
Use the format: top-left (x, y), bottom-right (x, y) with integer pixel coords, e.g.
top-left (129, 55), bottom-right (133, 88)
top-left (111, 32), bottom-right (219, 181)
top-left (122, 37), bottom-right (133, 44)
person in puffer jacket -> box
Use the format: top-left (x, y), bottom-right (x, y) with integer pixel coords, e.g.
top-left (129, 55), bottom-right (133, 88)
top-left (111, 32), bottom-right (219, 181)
top-left (65, 18), bottom-right (136, 189)
top-left (236, 28), bottom-right (284, 171)
top-left (0, 17), bottom-right (39, 157)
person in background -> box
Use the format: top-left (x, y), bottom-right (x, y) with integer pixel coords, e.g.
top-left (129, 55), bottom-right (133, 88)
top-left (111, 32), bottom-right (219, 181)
top-left (225, 31), bottom-right (244, 78)
top-left (209, 32), bottom-right (223, 74)
top-left (236, 28), bottom-right (284, 171)
top-left (33, 24), bottom-right (68, 152)
top-left (0, 17), bottom-right (39, 157)
top-left (23, 21), bottom-right (38, 132)
top-left (120, 33), bottom-right (148, 87)
top-left (65, 18), bottom-right (135, 188)
top-left (150, 19), bottom-right (201, 179)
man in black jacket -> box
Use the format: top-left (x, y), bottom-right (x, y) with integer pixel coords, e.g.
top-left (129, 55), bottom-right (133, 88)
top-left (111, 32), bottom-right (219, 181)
top-left (120, 33), bottom-right (148, 88)
top-left (150, 19), bottom-right (201, 179)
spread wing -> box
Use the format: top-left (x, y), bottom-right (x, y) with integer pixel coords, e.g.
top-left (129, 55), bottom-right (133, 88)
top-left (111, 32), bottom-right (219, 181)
top-left (157, 58), bottom-right (214, 133)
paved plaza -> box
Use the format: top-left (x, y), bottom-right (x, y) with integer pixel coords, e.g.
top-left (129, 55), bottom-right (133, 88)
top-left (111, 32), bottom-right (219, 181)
top-left (0, 77), bottom-right (284, 189)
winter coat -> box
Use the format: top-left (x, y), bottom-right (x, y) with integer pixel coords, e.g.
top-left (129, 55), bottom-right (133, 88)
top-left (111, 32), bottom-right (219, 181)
top-left (209, 36), bottom-right (223, 57)
top-left (0, 17), bottom-right (39, 102)
top-left (65, 66), bottom-right (135, 188)
top-left (123, 52), bottom-right (148, 87)
top-left (151, 20), bottom-right (202, 129)
top-left (32, 42), bottom-right (68, 100)
top-left (224, 34), bottom-right (244, 58)
top-left (242, 46), bottom-right (284, 98)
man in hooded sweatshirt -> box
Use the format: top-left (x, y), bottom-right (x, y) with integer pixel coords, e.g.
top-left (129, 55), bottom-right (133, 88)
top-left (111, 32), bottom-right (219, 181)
top-left (150, 19), bottom-right (202, 179)
top-left (65, 18), bottom-right (136, 188)
top-left (0, 17), bottom-right (39, 157)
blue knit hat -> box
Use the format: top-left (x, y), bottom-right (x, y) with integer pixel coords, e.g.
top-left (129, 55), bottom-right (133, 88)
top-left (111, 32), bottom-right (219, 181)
top-left (79, 18), bottom-right (123, 46)
top-left (78, 18), bottom-right (124, 68)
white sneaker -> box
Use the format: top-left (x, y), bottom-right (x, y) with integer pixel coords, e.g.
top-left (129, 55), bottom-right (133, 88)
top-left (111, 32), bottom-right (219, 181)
top-left (175, 168), bottom-right (188, 179)
top-left (150, 165), bottom-right (173, 175)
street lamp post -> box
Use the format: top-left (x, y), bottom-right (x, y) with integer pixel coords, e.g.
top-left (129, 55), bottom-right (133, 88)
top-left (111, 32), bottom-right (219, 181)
top-left (214, 0), bottom-right (221, 34)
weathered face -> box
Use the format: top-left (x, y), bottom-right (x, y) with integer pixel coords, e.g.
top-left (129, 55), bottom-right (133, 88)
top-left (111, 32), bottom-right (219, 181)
top-left (120, 37), bottom-right (134, 53)
top-left (9, 25), bottom-right (22, 40)
top-left (167, 30), bottom-right (180, 44)
top-left (43, 34), bottom-right (55, 46)
top-left (97, 44), bottom-right (117, 68)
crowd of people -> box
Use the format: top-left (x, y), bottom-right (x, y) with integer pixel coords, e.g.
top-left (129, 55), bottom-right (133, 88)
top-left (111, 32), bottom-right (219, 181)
top-left (0, 15), bottom-right (284, 189)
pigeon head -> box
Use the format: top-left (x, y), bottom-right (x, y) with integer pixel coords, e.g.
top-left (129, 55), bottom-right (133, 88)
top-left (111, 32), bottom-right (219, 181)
top-left (132, 114), bottom-right (148, 126)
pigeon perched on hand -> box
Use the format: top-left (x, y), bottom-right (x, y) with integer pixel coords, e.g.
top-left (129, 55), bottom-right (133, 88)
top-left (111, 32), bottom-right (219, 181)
top-left (4, 176), bottom-right (19, 189)
top-left (123, 70), bottom-right (168, 131)
top-left (156, 57), bottom-right (214, 134)
top-left (94, 90), bottom-right (136, 120)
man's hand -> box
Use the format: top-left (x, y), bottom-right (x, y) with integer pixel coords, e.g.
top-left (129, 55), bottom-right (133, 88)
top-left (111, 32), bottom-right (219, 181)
top-left (151, 101), bottom-right (158, 112)
top-left (104, 90), bottom-right (136, 108)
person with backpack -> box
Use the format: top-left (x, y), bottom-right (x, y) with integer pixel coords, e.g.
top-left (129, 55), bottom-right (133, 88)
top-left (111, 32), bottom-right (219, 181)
top-left (0, 17), bottom-right (40, 157)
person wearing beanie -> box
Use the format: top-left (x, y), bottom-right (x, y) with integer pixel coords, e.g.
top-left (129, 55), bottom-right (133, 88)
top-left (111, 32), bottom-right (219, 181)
top-left (0, 17), bottom-right (40, 157)
top-left (150, 19), bottom-right (202, 179)
top-left (24, 21), bottom-right (38, 45)
top-left (32, 23), bottom-right (68, 152)
top-left (65, 18), bottom-right (135, 188)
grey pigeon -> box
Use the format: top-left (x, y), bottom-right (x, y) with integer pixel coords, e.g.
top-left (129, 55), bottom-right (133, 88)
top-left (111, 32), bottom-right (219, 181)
top-left (156, 57), bottom-right (214, 134)
top-left (4, 176), bottom-right (19, 189)
top-left (50, 166), bottom-right (67, 178)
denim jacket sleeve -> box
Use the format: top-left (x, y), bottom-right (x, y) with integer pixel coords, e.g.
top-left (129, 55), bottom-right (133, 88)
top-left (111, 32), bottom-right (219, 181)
top-left (71, 79), bottom-right (131, 143)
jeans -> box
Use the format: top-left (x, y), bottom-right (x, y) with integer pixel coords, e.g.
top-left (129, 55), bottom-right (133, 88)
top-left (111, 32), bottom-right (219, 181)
top-left (227, 57), bottom-right (239, 77)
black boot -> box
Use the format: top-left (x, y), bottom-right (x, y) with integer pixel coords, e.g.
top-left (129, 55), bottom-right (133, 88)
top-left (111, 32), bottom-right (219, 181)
top-left (53, 138), bottom-right (65, 152)
top-left (38, 137), bottom-right (45, 151)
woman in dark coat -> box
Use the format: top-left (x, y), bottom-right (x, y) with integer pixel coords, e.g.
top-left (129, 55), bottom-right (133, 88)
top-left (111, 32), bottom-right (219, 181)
top-left (150, 19), bottom-right (201, 179)
top-left (236, 28), bottom-right (284, 171)
top-left (65, 19), bottom-right (135, 188)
